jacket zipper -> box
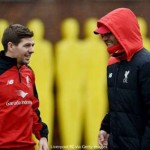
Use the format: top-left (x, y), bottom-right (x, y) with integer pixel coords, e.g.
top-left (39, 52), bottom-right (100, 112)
top-left (115, 61), bottom-right (124, 89)
top-left (114, 63), bottom-right (120, 90)
top-left (17, 67), bottom-right (21, 83)
top-left (114, 62), bottom-right (123, 137)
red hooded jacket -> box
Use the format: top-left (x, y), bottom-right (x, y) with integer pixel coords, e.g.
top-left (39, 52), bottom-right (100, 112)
top-left (0, 51), bottom-right (48, 149)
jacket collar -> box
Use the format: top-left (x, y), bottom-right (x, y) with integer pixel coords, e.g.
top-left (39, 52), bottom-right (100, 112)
top-left (0, 50), bottom-right (17, 66)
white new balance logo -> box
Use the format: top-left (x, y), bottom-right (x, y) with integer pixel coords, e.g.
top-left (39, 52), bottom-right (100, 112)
top-left (16, 90), bottom-right (28, 98)
top-left (109, 73), bottom-right (113, 78)
top-left (7, 80), bottom-right (14, 85)
top-left (123, 70), bottom-right (130, 83)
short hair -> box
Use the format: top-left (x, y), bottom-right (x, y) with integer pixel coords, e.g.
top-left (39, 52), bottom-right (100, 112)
top-left (2, 24), bottom-right (34, 51)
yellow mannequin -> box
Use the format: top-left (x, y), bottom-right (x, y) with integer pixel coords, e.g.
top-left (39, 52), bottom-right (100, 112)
top-left (82, 18), bottom-right (109, 149)
top-left (27, 19), bottom-right (54, 149)
top-left (0, 19), bottom-right (9, 50)
top-left (138, 17), bottom-right (150, 50)
top-left (55, 18), bottom-right (84, 149)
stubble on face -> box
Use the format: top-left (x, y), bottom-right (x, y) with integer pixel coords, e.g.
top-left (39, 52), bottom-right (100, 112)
top-left (101, 33), bottom-right (118, 47)
top-left (15, 38), bottom-right (34, 67)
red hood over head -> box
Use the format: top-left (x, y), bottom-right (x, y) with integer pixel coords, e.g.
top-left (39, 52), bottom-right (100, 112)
top-left (96, 8), bottom-right (143, 62)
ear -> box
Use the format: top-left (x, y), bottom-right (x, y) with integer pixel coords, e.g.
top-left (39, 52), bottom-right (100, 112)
top-left (7, 42), bottom-right (15, 52)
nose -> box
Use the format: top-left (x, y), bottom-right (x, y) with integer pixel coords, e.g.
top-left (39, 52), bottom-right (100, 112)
top-left (29, 46), bottom-right (34, 54)
top-left (101, 32), bottom-right (112, 41)
top-left (101, 35), bottom-right (109, 41)
top-left (101, 35), bottom-right (110, 43)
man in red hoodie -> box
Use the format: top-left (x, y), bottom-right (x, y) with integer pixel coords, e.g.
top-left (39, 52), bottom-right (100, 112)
top-left (0, 24), bottom-right (48, 150)
top-left (94, 8), bottom-right (150, 150)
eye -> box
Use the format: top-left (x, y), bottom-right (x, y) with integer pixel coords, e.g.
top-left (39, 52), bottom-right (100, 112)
top-left (24, 43), bottom-right (34, 48)
top-left (101, 32), bottom-right (112, 38)
top-left (106, 32), bottom-right (112, 36)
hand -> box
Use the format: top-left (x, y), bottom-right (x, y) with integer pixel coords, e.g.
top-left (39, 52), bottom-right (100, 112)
top-left (38, 137), bottom-right (49, 150)
top-left (98, 130), bottom-right (109, 149)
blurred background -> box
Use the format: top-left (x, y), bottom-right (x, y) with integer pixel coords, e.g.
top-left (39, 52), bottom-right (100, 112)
top-left (0, 0), bottom-right (150, 149)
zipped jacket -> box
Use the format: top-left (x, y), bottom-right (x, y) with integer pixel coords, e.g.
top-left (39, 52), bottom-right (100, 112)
top-left (0, 51), bottom-right (48, 149)
top-left (99, 8), bottom-right (150, 150)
